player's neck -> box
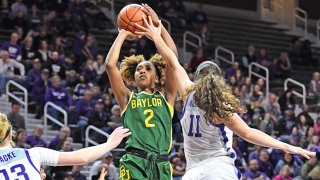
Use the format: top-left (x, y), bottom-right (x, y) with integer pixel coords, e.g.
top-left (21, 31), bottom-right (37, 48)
top-left (138, 87), bottom-right (155, 94)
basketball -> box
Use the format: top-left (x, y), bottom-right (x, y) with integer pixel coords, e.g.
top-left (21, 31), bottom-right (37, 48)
top-left (117, 4), bottom-right (146, 33)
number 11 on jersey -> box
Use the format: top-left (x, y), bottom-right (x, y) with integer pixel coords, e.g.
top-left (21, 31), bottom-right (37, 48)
top-left (188, 114), bottom-right (202, 137)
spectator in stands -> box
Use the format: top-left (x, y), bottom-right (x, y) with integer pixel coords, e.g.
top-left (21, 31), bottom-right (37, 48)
top-left (108, 105), bottom-right (122, 130)
top-left (257, 49), bottom-right (277, 79)
top-left (12, 9), bottom-right (29, 31)
top-left (258, 149), bottom-right (274, 178)
top-left (21, 36), bottom-right (36, 72)
top-left (289, 38), bottom-right (301, 65)
top-left (88, 99), bottom-right (111, 142)
top-left (71, 165), bottom-right (86, 180)
top-left (28, 4), bottom-right (41, 27)
top-left (35, 40), bottom-right (51, 63)
top-left (243, 159), bottom-right (269, 180)
top-left (1, 32), bottom-right (22, 61)
top-left (242, 44), bottom-right (257, 71)
top-left (170, 144), bottom-right (186, 180)
top-left (93, 54), bottom-right (106, 77)
top-left (0, 50), bottom-right (25, 95)
top-left (1, 0), bottom-right (11, 29)
top-left (102, 93), bottom-right (113, 118)
top-left (300, 156), bottom-right (318, 180)
top-left (74, 74), bottom-right (92, 98)
top-left (47, 126), bottom-right (71, 150)
top-left (277, 52), bottom-right (292, 80)
top-left (74, 90), bottom-right (95, 142)
top-left (81, 35), bottom-right (98, 62)
top-left (259, 113), bottom-right (275, 136)
top-left (250, 84), bottom-right (264, 103)
top-left (60, 10), bottom-right (78, 35)
top-left (89, 152), bottom-right (117, 180)
top-left (247, 99), bottom-right (265, 129)
top-left (43, 51), bottom-right (66, 79)
top-left (278, 89), bottom-right (296, 113)
top-left (308, 71), bottom-right (320, 105)
top-left (91, 85), bottom-right (102, 101)
top-left (239, 84), bottom-right (251, 104)
top-left (249, 145), bottom-right (263, 162)
top-left (33, 26), bottom-right (52, 50)
top-left (277, 110), bottom-right (296, 137)
top-left (82, 58), bottom-right (97, 84)
top-left (83, 1), bottom-right (110, 29)
top-left (25, 125), bottom-right (47, 147)
top-left (14, 128), bottom-right (30, 148)
top-left (300, 40), bottom-right (315, 66)
top-left (51, 36), bottom-right (66, 55)
top-left (190, 47), bottom-right (206, 71)
top-left (274, 165), bottom-right (293, 180)
top-left (172, 156), bottom-right (186, 180)
top-left (6, 102), bottom-right (25, 130)
top-left (274, 153), bottom-right (301, 178)
top-left (64, 69), bottom-right (78, 90)
top-left (225, 61), bottom-right (240, 80)
top-left (26, 58), bottom-right (42, 91)
top-left (261, 93), bottom-right (281, 120)
top-left (314, 118), bottom-right (320, 135)
top-left (235, 69), bottom-right (243, 86)
top-left (297, 105), bottom-right (315, 127)
top-left (32, 68), bottom-right (50, 119)
top-left (297, 115), bottom-right (309, 138)
top-left (45, 75), bottom-right (72, 127)
top-left (11, 0), bottom-right (27, 17)
top-left (232, 138), bottom-right (248, 170)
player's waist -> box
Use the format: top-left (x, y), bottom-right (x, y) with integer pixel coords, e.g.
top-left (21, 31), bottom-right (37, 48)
top-left (125, 147), bottom-right (169, 162)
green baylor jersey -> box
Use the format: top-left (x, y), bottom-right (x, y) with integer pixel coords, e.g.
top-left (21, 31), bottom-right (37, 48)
top-left (121, 91), bottom-right (174, 154)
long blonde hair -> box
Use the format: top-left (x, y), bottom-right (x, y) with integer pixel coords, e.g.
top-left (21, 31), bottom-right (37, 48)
top-left (0, 113), bottom-right (13, 146)
top-left (186, 61), bottom-right (241, 122)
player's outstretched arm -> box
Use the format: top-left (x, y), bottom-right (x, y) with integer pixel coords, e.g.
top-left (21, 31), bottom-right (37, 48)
top-left (135, 16), bottom-right (193, 98)
top-left (57, 127), bottom-right (131, 166)
top-left (141, 3), bottom-right (178, 106)
top-left (104, 30), bottom-right (132, 110)
top-left (223, 113), bottom-right (316, 159)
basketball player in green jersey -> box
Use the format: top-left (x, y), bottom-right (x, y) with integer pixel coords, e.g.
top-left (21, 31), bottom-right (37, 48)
top-left (105, 4), bottom-right (177, 180)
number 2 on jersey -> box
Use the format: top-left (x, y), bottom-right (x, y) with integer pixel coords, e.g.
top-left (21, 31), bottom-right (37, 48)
top-left (188, 114), bottom-right (202, 137)
top-left (144, 109), bottom-right (155, 128)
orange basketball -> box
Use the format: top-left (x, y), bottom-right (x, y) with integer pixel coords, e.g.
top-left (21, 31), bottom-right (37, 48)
top-left (117, 4), bottom-right (146, 33)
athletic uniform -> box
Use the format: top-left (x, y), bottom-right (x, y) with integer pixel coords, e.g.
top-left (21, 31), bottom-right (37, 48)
top-left (0, 147), bottom-right (59, 180)
top-left (180, 92), bottom-right (241, 180)
top-left (119, 91), bottom-right (173, 180)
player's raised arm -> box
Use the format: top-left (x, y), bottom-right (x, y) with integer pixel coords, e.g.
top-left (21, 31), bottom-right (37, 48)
top-left (57, 127), bottom-right (131, 165)
top-left (135, 16), bottom-right (193, 98)
top-left (104, 30), bottom-right (132, 110)
top-left (142, 4), bottom-right (178, 105)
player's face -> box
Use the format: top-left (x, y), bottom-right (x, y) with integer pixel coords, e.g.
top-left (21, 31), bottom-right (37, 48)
top-left (134, 61), bottom-right (158, 89)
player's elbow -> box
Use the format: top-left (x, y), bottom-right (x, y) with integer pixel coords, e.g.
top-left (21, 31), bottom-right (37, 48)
top-left (237, 128), bottom-right (253, 141)
top-left (104, 58), bottom-right (115, 69)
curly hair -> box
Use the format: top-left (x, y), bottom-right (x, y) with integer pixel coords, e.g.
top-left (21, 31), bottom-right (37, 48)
top-left (186, 71), bottom-right (241, 122)
top-left (120, 54), bottom-right (167, 86)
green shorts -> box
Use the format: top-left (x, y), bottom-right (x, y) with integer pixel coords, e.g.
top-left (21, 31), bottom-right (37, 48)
top-left (119, 153), bottom-right (172, 180)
